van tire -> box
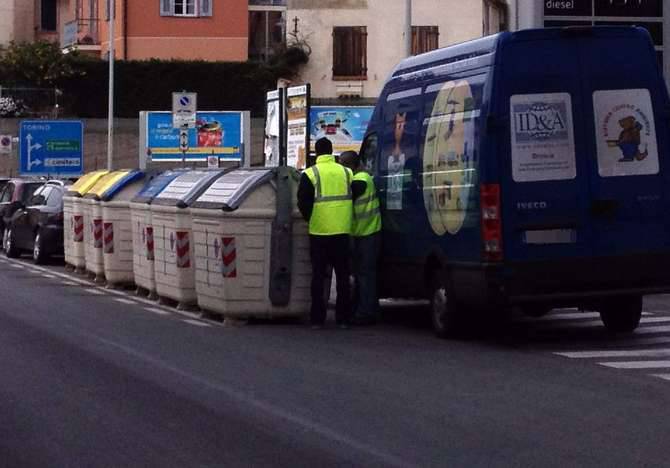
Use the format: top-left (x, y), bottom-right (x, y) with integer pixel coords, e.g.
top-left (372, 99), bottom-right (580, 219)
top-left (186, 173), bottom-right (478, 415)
top-left (599, 296), bottom-right (642, 333)
top-left (33, 231), bottom-right (47, 264)
top-left (430, 272), bottom-right (463, 338)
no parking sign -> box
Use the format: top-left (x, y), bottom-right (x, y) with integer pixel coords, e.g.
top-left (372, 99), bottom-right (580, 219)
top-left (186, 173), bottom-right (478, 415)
top-left (0, 135), bottom-right (12, 154)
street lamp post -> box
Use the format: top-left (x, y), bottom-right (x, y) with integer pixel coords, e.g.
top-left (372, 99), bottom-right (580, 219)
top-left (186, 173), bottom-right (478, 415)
top-left (107, 0), bottom-right (115, 171)
top-left (405, 0), bottom-right (412, 57)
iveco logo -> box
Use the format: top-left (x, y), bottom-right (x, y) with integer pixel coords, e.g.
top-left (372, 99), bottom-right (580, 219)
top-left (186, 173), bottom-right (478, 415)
top-left (517, 201), bottom-right (548, 210)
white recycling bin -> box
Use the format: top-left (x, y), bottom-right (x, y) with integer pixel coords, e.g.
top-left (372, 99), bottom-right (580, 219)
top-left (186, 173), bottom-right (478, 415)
top-left (151, 169), bottom-right (229, 309)
top-left (130, 170), bottom-right (188, 298)
top-left (64, 170), bottom-right (108, 272)
top-left (190, 168), bottom-right (311, 319)
top-left (83, 171), bottom-right (140, 282)
top-left (101, 170), bottom-right (148, 287)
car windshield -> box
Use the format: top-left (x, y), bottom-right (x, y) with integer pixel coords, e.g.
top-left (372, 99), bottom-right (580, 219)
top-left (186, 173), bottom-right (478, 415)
top-left (21, 183), bottom-right (44, 203)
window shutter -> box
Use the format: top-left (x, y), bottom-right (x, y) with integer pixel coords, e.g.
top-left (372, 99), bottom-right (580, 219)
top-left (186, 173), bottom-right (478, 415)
top-left (200, 0), bottom-right (212, 17)
top-left (160, 0), bottom-right (172, 16)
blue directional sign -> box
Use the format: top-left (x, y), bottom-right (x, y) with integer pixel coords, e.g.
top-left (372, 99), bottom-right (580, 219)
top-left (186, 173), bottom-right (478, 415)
top-left (19, 120), bottom-right (83, 176)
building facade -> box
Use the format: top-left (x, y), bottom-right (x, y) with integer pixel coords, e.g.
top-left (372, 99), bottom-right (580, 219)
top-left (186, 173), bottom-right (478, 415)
top-left (285, 0), bottom-right (508, 100)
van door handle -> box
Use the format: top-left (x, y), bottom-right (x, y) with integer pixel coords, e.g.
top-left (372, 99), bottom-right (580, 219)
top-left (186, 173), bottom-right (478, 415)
top-left (591, 199), bottom-right (619, 218)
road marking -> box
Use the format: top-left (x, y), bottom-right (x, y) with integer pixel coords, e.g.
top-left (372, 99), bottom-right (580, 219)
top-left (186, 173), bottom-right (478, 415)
top-left (634, 325), bottom-right (670, 334)
top-left (9, 264), bottom-right (23, 269)
top-left (85, 288), bottom-right (104, 295)
top-left (557, 349), bottom-right (670, 359)
top-left (182, 319), bottom-right (211, 327)
top-left (519, 311), bottom-right (652, 323)
top-left (113, 298), bottom-right (136, 306)
top-left (62, 281), bottom-right (79, 286)
top-left (652, 374), bottom-right (670, 381)
top-left (536, 316), bottom-right (669, 329)
top-left (42, 274), bottom-right (56, 279)
top-left (146, 307), bottom-right (170, 316)
top-left (599, 360), bottom-right (670, 369)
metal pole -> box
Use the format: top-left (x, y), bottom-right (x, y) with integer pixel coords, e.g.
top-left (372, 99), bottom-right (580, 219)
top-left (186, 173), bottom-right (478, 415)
top-left (107, 0), bottom-right (115, 171)
top-left (405, 0), bottom-right (412, 57)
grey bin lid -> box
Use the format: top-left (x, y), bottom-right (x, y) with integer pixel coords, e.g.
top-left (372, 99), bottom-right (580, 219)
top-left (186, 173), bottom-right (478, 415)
top-left (192, 168), bottom-right (276, 211)
top-left (152, 168), bottom-right (236, 209)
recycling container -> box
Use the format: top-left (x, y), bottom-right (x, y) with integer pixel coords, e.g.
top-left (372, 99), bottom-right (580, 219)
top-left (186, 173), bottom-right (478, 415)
top-left (130, 169), bottom-right (187, 298)
top-left (151, 168), bottom-right (231, 309)
top-left (64, 170), bottom-right (108, 271)
top-left (100, 170), bottom-right (149, 287)
top-left (83, 170), bottom-right (143, 282)
top-left (190, 168), bottom-right (311, 319)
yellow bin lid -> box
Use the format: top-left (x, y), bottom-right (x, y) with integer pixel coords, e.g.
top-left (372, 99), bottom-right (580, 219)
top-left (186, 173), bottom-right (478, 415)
top-left (87, 170), bottom-right (134, 198)
top-left (68, 170), bottom-right (109, 196)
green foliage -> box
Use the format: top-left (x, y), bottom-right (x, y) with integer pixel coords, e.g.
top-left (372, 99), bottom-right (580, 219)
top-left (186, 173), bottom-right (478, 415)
top-left (0, 41), bottom-right (82, 87)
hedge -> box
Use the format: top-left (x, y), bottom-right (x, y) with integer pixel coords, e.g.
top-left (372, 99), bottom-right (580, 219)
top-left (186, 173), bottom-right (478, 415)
top-left (56, 58), bottom-right (296, 118)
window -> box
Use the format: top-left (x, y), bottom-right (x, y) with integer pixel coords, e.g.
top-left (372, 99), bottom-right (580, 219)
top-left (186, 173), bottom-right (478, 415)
top-left (249, 10), bottom-right (286, 62)
top-left (41, 0), bottom-right (58, 31)
top-left (412, 26), bottom-right (439, 55)
top-left (29, 187), bottom-right (47, 206)
top-left (483, 0), bottom-right (508, 35)
top-left (22, 184), bottom-right (43, 204)
top-left (46, 188), bottom-right (63, 208)
top-left (160, 0), bottom-right (212, 17)
top-left (333, 26), bottom-right (367, 79)
top-left (0, 184), bottom-right (14, 203)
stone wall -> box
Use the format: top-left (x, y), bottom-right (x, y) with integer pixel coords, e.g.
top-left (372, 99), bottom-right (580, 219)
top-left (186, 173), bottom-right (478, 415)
top-left (0, 117), bottom-right (266, 177)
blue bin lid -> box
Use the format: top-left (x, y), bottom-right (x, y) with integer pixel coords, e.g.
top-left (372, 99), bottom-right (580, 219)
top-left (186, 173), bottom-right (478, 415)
top-left (131, 169), bottom-right (189, 204)
top-left (100, 170), bottom-right (146, 202)
top-left (152, 168), bottom-right (236, 208)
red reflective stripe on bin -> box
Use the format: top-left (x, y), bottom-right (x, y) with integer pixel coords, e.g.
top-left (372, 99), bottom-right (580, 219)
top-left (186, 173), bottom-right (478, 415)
top-left (73, 215), bottom-right (84, 242)
top-left (145, 226), bottom-right (154, 261)
top-left (93, 219), bottom-right (103, 249)
top-left (103, 222), bottom-right (114, 254)
top-left (221, 237), bottom-right (237, 278)
top-left (176, 231), bottom-right (190, 268)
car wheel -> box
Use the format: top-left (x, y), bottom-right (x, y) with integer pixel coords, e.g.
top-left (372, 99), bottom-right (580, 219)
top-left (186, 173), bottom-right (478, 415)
top-left (4, 228), bottom-right (19, 258)
top-left (1, 227), bottom-right (7, 252)
top-left (600, 296), bottom-right (642, 333)
top-left (429, 271), bottom-right (463, 338)
top-left (33, 231), bottom-right (47, 264)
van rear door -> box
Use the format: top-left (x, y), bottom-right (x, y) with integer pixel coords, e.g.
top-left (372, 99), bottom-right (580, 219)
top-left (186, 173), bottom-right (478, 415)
top-left (578, 31), bottom-right (669, 258)
top-left (498, 38), bottom-right (593, 263)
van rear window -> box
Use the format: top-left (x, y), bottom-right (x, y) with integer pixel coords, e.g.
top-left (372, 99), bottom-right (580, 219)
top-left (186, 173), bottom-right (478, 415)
top-left (510, 92), bottom-right (576, 183)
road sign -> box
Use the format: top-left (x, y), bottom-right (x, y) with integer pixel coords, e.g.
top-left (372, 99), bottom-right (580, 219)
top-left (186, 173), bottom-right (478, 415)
top-left (0, 135), bottom-right (12, 154)
top-left (19, 121), bottom-right (83, 176)
top-left (179, 128), bottom-right (189, 152)
top-left (172, 92), bottom-right (197, 129)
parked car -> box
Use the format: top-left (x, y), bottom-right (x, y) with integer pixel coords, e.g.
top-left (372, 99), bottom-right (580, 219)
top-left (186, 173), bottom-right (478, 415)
top-left (5, 181), bottom-right (67, 263)
top-left (0, 178), bottom-right (44, 247)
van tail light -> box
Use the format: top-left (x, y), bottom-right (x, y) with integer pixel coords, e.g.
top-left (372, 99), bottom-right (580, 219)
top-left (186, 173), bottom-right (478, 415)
top-left (480, 183), bottom-right (503, 262)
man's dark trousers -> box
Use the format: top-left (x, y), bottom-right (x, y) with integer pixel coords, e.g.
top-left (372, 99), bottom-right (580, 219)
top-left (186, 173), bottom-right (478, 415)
top-left (353, 232), bottom-right (380, 321)
top-left (309, 234), bottom-right (351, 326)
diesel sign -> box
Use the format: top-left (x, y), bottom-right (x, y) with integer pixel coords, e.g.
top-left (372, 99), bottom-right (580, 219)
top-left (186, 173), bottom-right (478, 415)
top-left (545, 0), bottom-right (592, 16)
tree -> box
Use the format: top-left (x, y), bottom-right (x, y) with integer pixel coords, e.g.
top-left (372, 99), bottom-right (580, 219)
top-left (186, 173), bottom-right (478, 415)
top-left (0, 41), bottom-right (83, 87)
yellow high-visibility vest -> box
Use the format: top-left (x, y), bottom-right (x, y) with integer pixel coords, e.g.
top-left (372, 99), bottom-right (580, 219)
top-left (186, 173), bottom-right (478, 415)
top-left (352, 171), bottom-right (381, 237)
top-left (304, 155), bottom-right (353, 235)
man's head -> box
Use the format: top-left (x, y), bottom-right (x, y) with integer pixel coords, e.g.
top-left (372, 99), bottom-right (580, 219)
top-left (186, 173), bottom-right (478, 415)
top-left (315, 137), bottom-right (333, 156)
top-left (339, 150), bottom-right (360, 171)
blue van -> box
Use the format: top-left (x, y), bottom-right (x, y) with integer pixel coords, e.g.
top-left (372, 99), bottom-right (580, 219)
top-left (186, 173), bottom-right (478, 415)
top-left (360, 27), bottom-right (670, 336)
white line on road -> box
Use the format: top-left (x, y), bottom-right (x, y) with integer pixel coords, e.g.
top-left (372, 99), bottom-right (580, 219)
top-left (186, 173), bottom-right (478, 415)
top-left (145, 307), bottom-right (170, 316)
top-left (9, 264), bottom-right (23, 268)
top-left (634, 325), bottom-right (670, 334)
top-left (652, 374), bottom-right (670, 381)
top-left (84, 288), bottom-right (104, 295)
top-left (113, 298), bottom-right (137, 306)
top-left (537, 316), bottom-right (669, 329)
top-left (556, 349), bottom-right (670, 359)
top-left (182, 319), bottom-right (211, 327)
top-left (519, 311), bottom-right (652, 323)
top-left (599, 360), bottom-right (670, 369)
top-left (41, 274), bottom-right (56, 279)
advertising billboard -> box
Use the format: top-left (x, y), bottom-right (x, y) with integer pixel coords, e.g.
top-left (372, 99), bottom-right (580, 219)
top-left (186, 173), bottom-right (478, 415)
top-left (309, 106), bottom-right (374, 155)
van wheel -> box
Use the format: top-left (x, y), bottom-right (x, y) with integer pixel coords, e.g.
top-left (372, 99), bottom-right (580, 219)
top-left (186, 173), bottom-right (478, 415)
top-left (4, 228), bottom-right (19, 258)
top-left (600, 296), bottom-right (642, 333)
top-left (430, 272), bottom-right (463, 338)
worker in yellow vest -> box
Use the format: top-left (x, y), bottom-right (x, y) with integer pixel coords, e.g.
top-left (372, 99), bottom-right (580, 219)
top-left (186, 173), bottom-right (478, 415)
top-left (297, 138), bottom-right (353, 329)
top-left (340, 150), bottom-right (382, 325)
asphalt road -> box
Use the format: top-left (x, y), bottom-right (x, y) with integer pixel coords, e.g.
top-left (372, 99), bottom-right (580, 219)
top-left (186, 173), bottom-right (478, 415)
top-left (1, 256), bottom-right (670, 467)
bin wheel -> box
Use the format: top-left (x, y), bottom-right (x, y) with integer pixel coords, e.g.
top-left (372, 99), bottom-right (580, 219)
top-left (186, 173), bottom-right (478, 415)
top-left (600, 296), bottom-right (642, 333)
top-left (429, 271), bottom-right (463, 338)
top-left (5, 228), bottom-right (19, 258)
top-left (33, 231), bottom-right (47, 264)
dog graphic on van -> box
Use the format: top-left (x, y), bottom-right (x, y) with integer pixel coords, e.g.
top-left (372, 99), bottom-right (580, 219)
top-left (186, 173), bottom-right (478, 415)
top-left (607, 115), bottom-right (648, 162)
